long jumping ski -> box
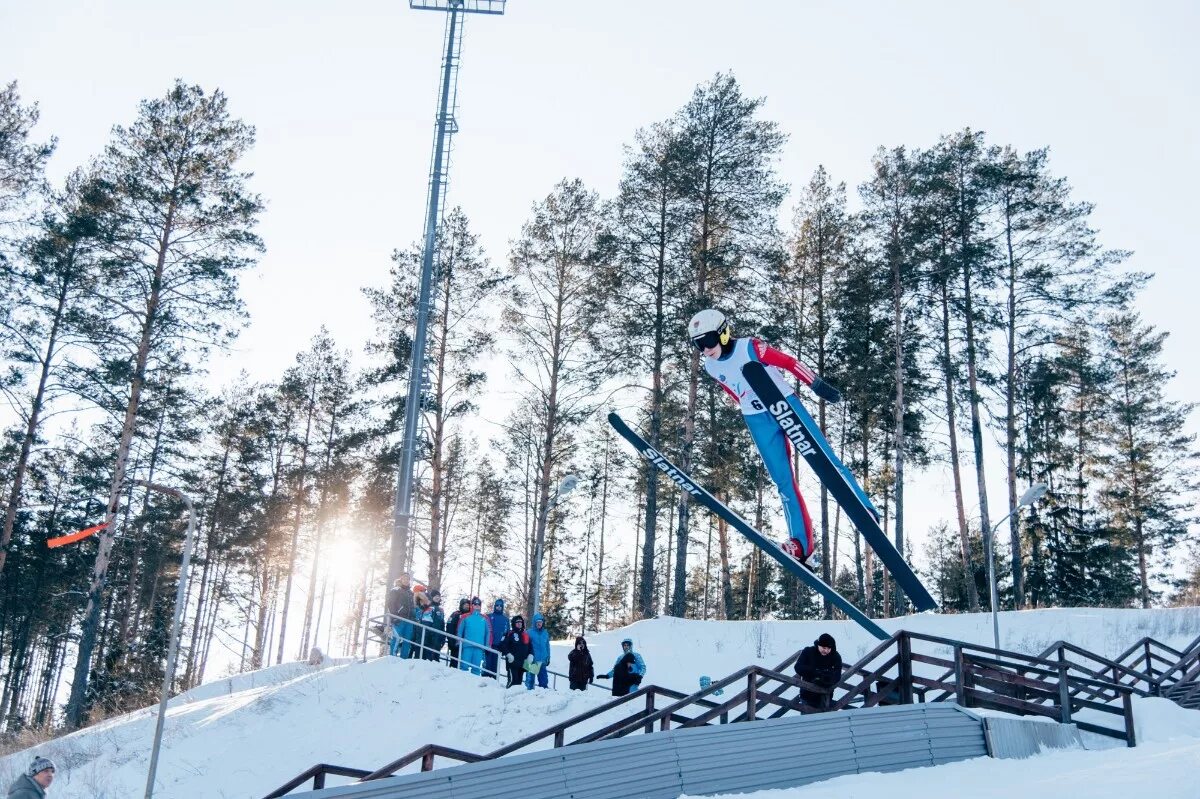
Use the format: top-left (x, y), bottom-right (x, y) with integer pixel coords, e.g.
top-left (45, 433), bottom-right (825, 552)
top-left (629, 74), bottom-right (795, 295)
top-left (741, 361), bottom-right (937, 612)
top-left (608, 412), bottom-right (889, 640)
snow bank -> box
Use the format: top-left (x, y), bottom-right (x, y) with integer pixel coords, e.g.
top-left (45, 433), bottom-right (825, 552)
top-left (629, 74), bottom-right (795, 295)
top-left (0, 657), bottom-right (615, 799)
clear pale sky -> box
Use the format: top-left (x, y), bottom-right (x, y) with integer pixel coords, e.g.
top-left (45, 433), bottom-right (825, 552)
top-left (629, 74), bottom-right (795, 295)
top-left (3, 1), bottom-right (1198, 608)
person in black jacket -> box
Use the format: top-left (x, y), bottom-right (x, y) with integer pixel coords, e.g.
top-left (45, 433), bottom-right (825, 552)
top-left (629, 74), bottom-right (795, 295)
top-left (794, 632), bottom-right (842, 710)
top-left (445, 597), bottom-right (470, 668)
top-left (386, 573), bottom-right (415, 657)
top-left (567, 636), bottom-right (594, 690)
top-left (417, 589), bottom-right (446, 661)
top-left (497, 615), bottom-right (532, 688)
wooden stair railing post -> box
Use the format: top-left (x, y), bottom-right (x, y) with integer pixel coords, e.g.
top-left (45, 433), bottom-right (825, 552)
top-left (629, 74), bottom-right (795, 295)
top-left (646, 689), bottom-right (656, 734)
top-left (747, 672), bottom-right (757, 721)
top-left (1145, 641), bottom-right (1154, 680)
top-left (898, 632), bottom-right (915, 705)
top-left (1057, 662), bottom-right (1073, 724)
top-left (1122, 690), bottom-right (1137, 747)
top-left (421, 750), bottom-right (435, 772)
top-left (553, 730), bottom-right (564, 747)
top-left (313, 773), bottom-right (325, 790)
top-left (953, 645), bottom-right (968, 707)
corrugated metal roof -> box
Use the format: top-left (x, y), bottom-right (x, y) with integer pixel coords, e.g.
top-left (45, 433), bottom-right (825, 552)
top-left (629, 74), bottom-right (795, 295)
top-left (299, 704), bottom-right (991, 799)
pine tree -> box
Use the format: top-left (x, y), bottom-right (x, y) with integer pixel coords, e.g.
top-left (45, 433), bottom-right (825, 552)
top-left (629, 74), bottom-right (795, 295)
top-left (0, 173), bottom-right (102, 579)
top-left (1097, 314), bottom-right (1198, 607)
top-left (858, 146), bottom-right (930, 614)
top-left (367, 208), bottom-right (504, 587)
top-left (503, 178), bottom-right (604, 618)
top-left (65, 82), bottom-right (263, 728)
top-left (669, 72), bottom-right (785, 617)
top-left (602, 121), bottom-right (689, 619)
top-left (0, 80), bottom-right (54, 249)
top-left (988, 145), bottom-right (1139, 606)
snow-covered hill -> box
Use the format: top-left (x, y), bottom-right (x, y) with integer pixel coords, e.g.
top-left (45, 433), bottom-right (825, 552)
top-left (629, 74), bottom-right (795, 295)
top-left (2, 607), bottom-right (1198, 799)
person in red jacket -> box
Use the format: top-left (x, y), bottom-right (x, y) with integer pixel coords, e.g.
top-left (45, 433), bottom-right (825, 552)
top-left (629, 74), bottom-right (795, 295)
top-left (689, 308), bottom-right (876, 565)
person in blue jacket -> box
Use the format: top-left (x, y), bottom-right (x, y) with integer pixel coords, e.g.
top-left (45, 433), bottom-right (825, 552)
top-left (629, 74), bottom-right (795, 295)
top-left (525, 613), bottom-right (552, 689)
top-left (598, 638), bottom-right (646, 696)
top-left (484, 598), bottom-right (510, 678)
top-left (455, 597), bottom-right (493, 676)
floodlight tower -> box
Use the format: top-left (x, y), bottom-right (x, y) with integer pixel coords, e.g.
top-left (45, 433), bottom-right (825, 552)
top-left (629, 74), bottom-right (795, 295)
top-left (390, 0), bottom-right (506, 590)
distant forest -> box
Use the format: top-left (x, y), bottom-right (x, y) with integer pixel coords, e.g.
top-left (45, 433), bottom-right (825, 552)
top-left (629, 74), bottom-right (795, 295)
top-left (0, 73), bottom-right (1196, 733)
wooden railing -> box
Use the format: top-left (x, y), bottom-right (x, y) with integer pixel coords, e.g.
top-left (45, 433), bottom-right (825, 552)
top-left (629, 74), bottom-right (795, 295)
top-left (266, 628), bottom-right (1177, 796)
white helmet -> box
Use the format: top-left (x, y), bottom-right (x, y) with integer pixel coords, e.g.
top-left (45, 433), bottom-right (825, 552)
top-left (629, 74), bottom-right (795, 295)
top-left (688, 309), bottom-right (731, 351)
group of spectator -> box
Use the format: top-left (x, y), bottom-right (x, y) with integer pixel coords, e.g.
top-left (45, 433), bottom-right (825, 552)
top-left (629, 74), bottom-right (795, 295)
top-left (384, 573), bottom-right (647, 695)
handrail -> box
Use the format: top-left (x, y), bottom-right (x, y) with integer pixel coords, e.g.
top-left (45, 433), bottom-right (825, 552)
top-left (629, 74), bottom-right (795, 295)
top-left (370, 613), bottom-right (574, 687)
top-left (267, 626), bottom-right (1172, 796)
top-left (262, 764), bottom-right (373, 798)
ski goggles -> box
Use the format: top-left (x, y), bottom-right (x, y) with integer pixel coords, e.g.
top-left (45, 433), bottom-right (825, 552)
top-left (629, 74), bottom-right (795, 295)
top-left (691, 330), bottom-right (722, 351)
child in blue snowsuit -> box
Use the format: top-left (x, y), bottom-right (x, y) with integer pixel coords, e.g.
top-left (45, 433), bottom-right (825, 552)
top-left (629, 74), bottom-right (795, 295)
top-left (526, 613), bottom-right (552, 689)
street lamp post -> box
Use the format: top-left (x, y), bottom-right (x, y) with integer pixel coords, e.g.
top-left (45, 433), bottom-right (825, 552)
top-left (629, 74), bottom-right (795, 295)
top-left (528, 474), bottom-right (579, 618)
top-left (138, 480), bottom-right (197, 799)
top-left (984, 482), bottom-right (1048, 652)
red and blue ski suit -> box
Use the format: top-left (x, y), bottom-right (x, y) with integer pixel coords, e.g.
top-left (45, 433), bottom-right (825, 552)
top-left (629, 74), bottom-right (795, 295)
top-left (702, 338), bottom-right (876, 560)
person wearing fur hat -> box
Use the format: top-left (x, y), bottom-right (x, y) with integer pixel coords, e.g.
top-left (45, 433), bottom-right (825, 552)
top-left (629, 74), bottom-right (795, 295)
top-left (794, 633), bottom-right (842, 710)
top-left (567, 636), bottom-right (594, 690)
top-left (497, 615), bottom-right (532, 688)
top-left (7, 756), bottom-right (54, 798)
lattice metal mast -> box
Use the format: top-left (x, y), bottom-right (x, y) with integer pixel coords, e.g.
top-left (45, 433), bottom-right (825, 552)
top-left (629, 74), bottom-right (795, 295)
top-left (390, 0), bottom-right (505, 589)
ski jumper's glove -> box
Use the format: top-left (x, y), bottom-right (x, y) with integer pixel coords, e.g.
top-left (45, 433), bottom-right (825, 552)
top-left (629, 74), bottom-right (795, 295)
top-left (810, 376), bottom-right (842, 404)
top-left (505, 653), bottom-right (514, 663)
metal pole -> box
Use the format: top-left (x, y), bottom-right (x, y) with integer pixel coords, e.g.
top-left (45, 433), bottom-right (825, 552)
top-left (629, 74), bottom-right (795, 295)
top-left (140, 481), bottom-right (196, 799)
top-left (388, 5), bottom-right (463, 589)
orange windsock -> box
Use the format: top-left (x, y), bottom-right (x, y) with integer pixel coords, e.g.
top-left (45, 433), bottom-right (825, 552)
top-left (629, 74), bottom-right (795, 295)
top-left (47, 522), bottom-right (109, 549)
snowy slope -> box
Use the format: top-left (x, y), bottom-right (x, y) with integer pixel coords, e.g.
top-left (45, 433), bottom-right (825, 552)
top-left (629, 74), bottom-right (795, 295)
top-left (1, 608), bottom-right (1198, 799)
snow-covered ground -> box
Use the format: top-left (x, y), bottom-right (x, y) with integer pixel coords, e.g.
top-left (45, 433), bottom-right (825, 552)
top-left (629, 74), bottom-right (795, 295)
top-left (1, 608), bottom-right (1197, 799)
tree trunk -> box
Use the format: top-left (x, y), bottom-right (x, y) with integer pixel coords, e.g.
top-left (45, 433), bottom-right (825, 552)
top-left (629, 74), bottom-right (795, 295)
top-left (276, 378), bottom-right (319, 665)
top-left (889, 236), bottom-right (906, 617)
top-left (66, 200), bottom-right (177, 730)
top-left (940, 279), bottom-right (981, 611)
top-left (1003, 202), bottom-right (1025, 606)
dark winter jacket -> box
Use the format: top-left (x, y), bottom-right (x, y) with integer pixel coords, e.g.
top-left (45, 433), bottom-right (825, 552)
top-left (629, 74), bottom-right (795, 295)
top-left (794, 641), bottom-right (843, 707)
top-left (6, 774), bottom-right (46, 799)
top-left (528, 613), bottom-right (551, 664)
top-left (416, 602), bottom-right (446, 652)
top-left (446, 600), bottom-right (470, 654)
top-left (386, 584), bottom-right (415, 621)
top-left (488, 601), bottom-right (510, 647)
top-left (567, 637), bottom-right (594, 687)
top-left (610, 652), bottom-right (642, 696)
top-left (498, 616), bottom-right (533, 665)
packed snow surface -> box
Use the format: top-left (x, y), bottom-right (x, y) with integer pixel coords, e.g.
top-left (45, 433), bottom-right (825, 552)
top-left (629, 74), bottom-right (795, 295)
top-left (1, 607), bottom-right (1197, 799)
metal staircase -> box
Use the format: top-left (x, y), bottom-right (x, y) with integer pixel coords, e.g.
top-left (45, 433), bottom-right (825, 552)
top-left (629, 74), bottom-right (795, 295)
top-left (265, 629), bottom-right (1200, 797)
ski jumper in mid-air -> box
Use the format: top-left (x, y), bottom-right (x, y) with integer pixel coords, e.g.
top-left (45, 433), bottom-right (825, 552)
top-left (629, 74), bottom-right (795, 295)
top-left (689, 308), bottom-right (877, 564)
